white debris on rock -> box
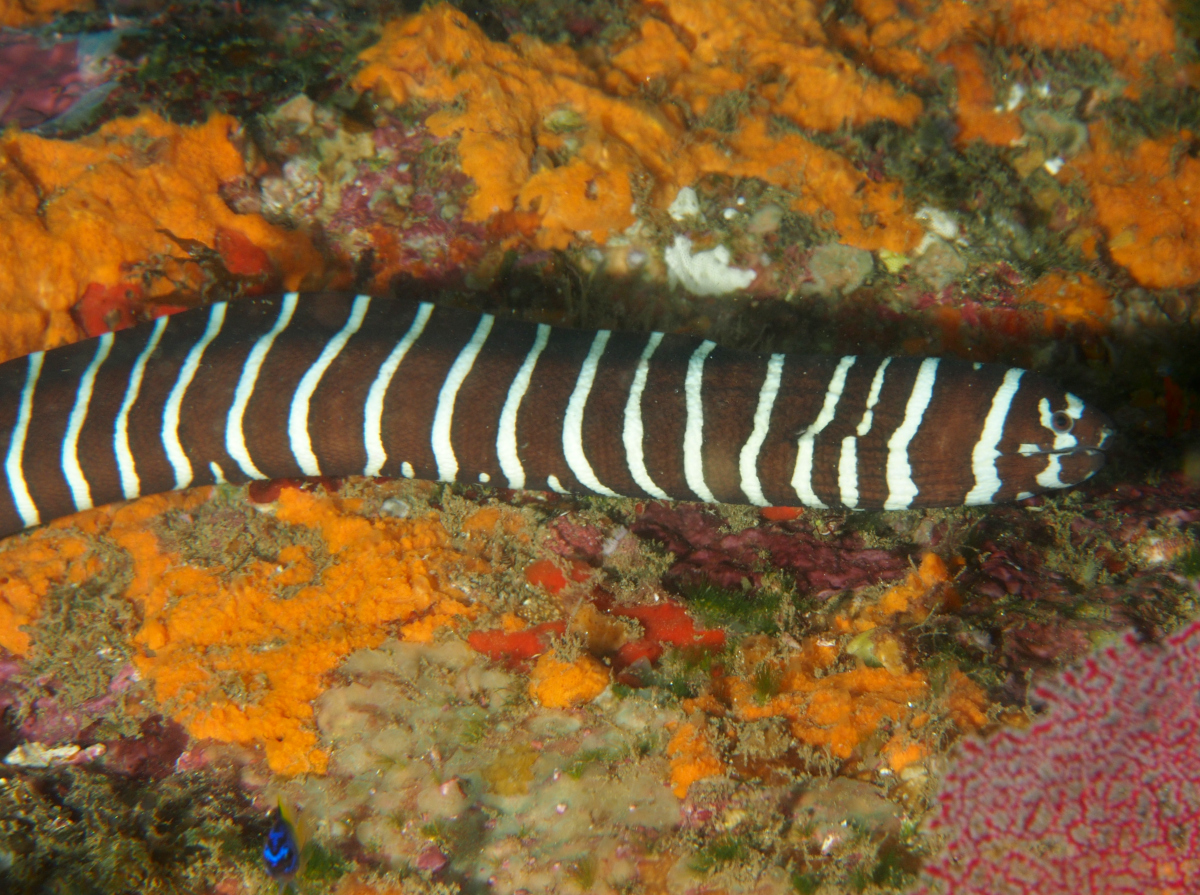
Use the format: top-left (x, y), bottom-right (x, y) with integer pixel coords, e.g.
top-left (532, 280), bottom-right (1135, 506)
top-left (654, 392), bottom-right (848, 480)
top-left (916, 205), bottom-right (960, 241)
top-left (4, 742), bottom-right (105, 768)
top-left (1001, 82), bottom-right (1026, 112)
top-left (915, 205), bottom-right (966, 254)
top-left (668, 186), bottom-right (701, 221)
top-left (664, 235), bottom-right (757, 296)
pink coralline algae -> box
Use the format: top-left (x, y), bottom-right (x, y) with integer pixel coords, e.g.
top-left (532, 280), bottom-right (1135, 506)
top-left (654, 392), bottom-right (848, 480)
top-left (918, 621), bottom-right (1200, 894)
top-left (323, 121), bottom-right (489, 286)
top-left (629, 503), bottom-right (910, 595)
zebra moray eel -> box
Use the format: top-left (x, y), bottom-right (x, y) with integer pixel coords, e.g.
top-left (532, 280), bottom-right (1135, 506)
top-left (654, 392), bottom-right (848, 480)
top-left (0, 291), bottom-right (1112, 539)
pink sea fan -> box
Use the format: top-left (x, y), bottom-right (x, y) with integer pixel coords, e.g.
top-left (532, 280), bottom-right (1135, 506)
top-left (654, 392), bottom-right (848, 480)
top-left (918, 621), bottom-right (1200, 894)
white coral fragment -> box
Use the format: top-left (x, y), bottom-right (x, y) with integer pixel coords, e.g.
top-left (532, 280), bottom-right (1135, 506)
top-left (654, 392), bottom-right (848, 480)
top-left (668, 186), bottom-right (701, 221)
top-left (915, 205), bottom-right (967, 254)
top-left (4, 741), bottom-right (105, 768)
top-left (664, 236), bottom-right (757, 296)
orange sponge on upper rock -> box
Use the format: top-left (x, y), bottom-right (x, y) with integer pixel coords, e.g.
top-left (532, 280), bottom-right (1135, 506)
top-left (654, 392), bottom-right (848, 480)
top-left (354, 3), bottom-right (923, 254)
top-left (1074, 127), bottom-right (1200, 289)
top-left (0, 112), bottom-right (327, 363)
top-left (998, 0), bottom-right (1177, 83)
top-left (608, 0), bottom-right (922, 132)
top-left (1021, 271), bottom-right (1112, 329)
top-left (355, 7), bottom-right (650, 246)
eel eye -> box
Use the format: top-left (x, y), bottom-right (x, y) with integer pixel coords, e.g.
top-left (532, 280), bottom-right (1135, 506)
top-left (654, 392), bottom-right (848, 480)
top-left (1050, 410), bottom-right (1074, 434)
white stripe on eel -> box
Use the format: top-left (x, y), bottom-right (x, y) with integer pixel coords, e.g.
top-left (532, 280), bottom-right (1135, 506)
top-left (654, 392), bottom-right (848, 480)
top-left (739, 353), bottom-right (785, 506)
top-left (115, 315), bottom-right (169, 499)
top-left (289, 294), bottom-right (370, 476)
top-left (564, 330), bottom-right (621, 497)
top-left (497, 323), bottom-right (550, 490)
top-left (61, 331), bottom-right (114, 511)
top-left (884, 357), bottom-right (939, 510)
top-left (684, 340), bottom-right (718, 502)
top-left (838, 357), bottom-right (891, 509)
top-left (964, 367), bottom-right (1024, 506)
top-left (227, 292), bottom-right (298, 481)
top-left (163, 302), bottom-right (227, 491)
top-left (363, 302), bottom-right (433, 477)
top-left (623, 332), bottom-right (669, 500)
top-left (1037, 454), bottom-right (1068, 489)
top-left (5, 352), bottom-right (44, 528)
top-left (857, 357), bottom-right (891, 438)
top-left (838, 436), bottom-right (858, 508)
top-left (432, 313), bottom-right (494, 482)
top-left (792, 355), bottom-right (856, 507)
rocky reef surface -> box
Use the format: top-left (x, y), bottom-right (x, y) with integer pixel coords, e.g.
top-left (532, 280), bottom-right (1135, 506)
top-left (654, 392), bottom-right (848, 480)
top-left (0, 1), bottom-right (1198, 893)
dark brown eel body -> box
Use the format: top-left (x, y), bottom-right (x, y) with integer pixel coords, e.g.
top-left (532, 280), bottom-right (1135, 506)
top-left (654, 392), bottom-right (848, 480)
top-left (0, 292), bottom-right (1112, 538)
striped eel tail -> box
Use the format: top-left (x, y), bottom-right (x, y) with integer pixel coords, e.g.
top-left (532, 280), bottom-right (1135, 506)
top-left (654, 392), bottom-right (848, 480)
top-left (0, 292), bottom-right (1113, 539)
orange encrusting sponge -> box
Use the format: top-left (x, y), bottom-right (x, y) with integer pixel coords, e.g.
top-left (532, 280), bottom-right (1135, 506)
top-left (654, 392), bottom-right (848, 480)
top-left (1020, 272), bottom-right (1113, 330)
top-left (0, 531), bottom-right (94, 655)
top-left (124, 488), bottom-right (476, 774)
top-left (0, 0), bottom-right (91, 27)
top-left (1074, 128), bottom-right (1200, 289)
top-left (528, 653), bottom-right (610, 708)
top-left (665, 553), bottom-right (986, 797)
top-left (667, 721), bottom-right (726, 798)
top-left (999, 0), bottom-right (1177, 84)
top-left (832, 0), bottom-right (1176, 87)
top-left (0, 487), bottom-right (478, 775)
top-left (606, 0), bottom-right (923, 133)
top-left (354, 4), bottom-right (923, 254)
top-left (0, 112), bottom-right (326, 363)
top-left (726, 647), bottom-right (930, 765)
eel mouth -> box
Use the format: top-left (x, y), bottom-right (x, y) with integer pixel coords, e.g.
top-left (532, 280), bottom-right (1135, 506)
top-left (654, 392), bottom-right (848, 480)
top-left (1007, 445), bottom-right (1108, 461)
top-left (1093, 424), bottom-right (1116, 451)
top-left (1052, 445), bottom-right (1109, 483)
top-left (1001, 442), bottom-right (1109, 488)
top-left (1037, 445), bottom-right (1109, 459)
